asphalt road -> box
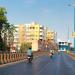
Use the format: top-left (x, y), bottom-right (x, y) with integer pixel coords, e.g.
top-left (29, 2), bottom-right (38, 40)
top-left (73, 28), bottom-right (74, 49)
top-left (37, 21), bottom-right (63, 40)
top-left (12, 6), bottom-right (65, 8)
top-left (0, 52), bottom-right (75, 75)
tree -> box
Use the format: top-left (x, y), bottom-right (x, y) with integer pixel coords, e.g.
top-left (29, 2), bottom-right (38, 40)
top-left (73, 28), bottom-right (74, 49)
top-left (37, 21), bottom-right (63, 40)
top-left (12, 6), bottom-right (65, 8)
top-left (0, 7), bottom-right (7, 51)
top-left (20, 42), bottom-right (31, 52)
top-left (0, 7), bottom-right (16, 52)
top-left (2, 23), bottom-right (16, 51)
top-left (7, 24), bottom-right (16, 48)
top-left (2, 23), bottom-right (10, 46)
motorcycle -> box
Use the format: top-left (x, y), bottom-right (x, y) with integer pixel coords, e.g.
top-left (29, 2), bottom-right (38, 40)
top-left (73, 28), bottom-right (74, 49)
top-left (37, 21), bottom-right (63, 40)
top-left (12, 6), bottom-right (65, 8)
top-left (27, 55), bottom-right (33, 63)
top-left (49, 53), bottom-right (53, 58)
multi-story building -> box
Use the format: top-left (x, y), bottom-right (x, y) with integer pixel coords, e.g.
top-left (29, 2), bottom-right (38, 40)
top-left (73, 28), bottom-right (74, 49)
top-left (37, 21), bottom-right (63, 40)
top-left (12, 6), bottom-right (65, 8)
top-left (18, 25), bottom-right (26, 44)
top-left (25, 22), bottom-right (45, 51)
top-left (46, 28), bottom-right (57, 42)
top-left (13, 22), bottom-right (45, 51)
top-left (13, 24), bottom-right (26, 51)
top-left (13, 22), bottom-right (57, 52)
top-left (43, 27), bottom-right (57, 51)
top-left (25, 22), bottom-right (44, 42)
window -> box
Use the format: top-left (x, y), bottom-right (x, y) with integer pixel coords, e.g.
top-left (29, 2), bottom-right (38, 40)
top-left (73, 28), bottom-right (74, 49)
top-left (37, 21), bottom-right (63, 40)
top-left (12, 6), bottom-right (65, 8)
top-left (40, 27), bottom-right (43, 29)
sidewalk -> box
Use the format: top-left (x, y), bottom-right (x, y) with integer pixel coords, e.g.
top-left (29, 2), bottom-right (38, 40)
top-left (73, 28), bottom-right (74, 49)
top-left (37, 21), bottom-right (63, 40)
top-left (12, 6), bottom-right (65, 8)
top-left (66, 51), bottom-right (75, 60)
top-left (69, 52), bottom-right (75, 60)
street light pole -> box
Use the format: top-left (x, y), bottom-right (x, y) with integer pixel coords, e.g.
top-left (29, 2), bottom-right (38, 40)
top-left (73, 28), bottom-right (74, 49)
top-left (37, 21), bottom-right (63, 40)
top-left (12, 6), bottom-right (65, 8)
top-left (68, 25), bottom-right (69, 41)
top-left (68, 4), bottom-right (75, 53)
top-left (74, 7), bottom-right (75, 53)
top-left (67, 25), bottom-right (70, 52)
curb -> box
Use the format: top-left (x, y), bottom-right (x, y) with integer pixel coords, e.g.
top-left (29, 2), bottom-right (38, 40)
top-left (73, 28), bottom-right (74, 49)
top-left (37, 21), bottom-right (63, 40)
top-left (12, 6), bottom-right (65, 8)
top-left (0, 59), bottom-right (26, 68)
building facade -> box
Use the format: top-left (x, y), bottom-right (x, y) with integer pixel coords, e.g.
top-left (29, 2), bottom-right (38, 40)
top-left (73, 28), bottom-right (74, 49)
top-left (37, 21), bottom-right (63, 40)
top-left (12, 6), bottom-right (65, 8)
top-left (13, 22), bottom-right (57, 52)
top-left (25, 22), bottom-right (44, 42)
top-left (18, 25), bottom-right (26, 44)
top-left (46, 28), bottom-right (57, 42)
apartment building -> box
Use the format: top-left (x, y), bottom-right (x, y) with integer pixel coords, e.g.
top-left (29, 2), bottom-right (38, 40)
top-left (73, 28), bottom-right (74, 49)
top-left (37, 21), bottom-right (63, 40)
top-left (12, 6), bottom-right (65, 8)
top-left (13, 22), bottom-right (57, 51)
top-left (46, 28), bottom-right (57, 42)
top-left (25, 22), bottom-right (44, 42)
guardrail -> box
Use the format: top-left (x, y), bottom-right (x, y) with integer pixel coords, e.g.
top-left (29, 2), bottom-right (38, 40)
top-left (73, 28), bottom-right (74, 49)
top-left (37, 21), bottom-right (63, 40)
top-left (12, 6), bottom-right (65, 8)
top-left (0, 52), bottom-right (27, 65)
top-left (0, 51), bottom-right (49, 65)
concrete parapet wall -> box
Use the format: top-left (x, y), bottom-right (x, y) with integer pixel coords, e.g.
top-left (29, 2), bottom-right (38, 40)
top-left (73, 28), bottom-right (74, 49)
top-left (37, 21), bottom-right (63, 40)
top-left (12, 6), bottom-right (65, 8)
top-left (0, 51), bottom-right (49, 65)
top-left (0, 52), bottom-right (26, 65)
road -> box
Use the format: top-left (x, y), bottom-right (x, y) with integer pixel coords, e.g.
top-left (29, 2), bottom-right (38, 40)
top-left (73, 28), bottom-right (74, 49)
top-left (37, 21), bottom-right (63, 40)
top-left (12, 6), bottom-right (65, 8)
top-left (0, 52), bottom-right (75, 75)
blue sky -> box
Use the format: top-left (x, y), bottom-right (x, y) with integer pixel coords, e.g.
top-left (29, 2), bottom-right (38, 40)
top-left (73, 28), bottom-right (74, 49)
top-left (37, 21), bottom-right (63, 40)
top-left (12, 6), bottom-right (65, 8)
top-left (0, 0), bottom-right (75, 46)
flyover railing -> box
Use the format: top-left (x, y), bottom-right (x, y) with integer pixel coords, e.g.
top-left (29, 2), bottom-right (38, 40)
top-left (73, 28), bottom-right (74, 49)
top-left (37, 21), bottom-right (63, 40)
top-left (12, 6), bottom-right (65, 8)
top-left (0, 52), bottom-right (26, 64)
top-left (0, 51), bottom-right (49, 65)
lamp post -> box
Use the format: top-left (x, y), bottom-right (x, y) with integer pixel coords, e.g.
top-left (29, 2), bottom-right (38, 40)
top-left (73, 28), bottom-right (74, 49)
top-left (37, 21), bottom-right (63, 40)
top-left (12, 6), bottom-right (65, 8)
top-left (74, 7), bottom-right (75, 53)
top-left (67, 25), bottom-right (70, 52)
top-left (68, 4), bottom-right (75, 53)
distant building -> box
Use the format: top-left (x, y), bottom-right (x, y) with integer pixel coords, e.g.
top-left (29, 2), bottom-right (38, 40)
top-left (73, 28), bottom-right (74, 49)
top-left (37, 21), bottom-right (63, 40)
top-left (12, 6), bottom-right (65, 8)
top-left (46, 27), bottom-right (57, 42)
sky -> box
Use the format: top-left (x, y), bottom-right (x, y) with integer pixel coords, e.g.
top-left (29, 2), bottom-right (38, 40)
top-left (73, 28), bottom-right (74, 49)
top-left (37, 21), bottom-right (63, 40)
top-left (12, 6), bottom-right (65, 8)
top-left (0, 0), bottom-right (75, 46)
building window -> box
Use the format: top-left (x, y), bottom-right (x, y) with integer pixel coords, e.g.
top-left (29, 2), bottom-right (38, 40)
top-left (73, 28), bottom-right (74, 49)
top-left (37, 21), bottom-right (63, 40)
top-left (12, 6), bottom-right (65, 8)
top-left (40, 35), bottom-right (43, 37)
top-left (40, 27), bottom-right (43, 29)
top-left (30, 27), bottom-right (35, 29)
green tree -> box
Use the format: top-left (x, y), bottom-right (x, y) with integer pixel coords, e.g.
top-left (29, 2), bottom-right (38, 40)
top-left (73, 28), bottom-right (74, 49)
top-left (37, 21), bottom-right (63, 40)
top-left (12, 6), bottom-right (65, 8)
top-left (2, 23), bottom-right (10, 46)
top-left (2, 23), bottom-right (16, 51)
top-left (8, 24), bottom-right (16, 48)
top-left (0, 7), bottom-right (7, 51)
top-left (20, 42), bottom-right (31, 52)
top-left (0, 7), bottom-right (16, 52)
